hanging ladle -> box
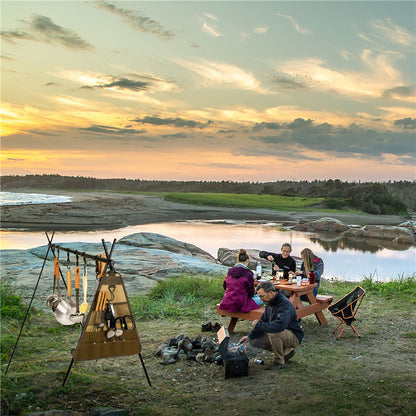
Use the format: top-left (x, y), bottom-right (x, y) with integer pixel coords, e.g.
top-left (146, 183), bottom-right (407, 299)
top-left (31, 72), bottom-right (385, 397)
top-left (70, 256), bottom-right (84, 324)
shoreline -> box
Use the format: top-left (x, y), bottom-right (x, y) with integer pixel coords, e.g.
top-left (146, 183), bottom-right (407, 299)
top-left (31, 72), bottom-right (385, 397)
top-left (0, 189), bottom-right (408, 232)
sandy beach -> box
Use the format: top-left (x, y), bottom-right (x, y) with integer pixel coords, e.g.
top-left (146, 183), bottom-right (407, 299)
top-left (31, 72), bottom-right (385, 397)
top-left (0, 189), bottom-right (406, 231)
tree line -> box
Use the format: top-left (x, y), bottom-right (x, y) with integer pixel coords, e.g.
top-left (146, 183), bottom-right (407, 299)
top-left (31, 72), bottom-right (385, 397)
top-left (1, 174), bottom-right (414, 216)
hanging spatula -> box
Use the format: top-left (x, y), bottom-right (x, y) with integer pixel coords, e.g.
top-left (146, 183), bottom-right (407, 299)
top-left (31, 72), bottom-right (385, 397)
top-left (79, 267), bottom-right (89, 314)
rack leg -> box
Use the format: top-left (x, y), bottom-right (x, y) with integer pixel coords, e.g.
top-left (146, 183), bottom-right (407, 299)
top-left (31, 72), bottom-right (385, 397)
top-left (138, 353), bottom-right (152, 386)
top-left (5, 232), bottom-right (55, 375)
top-left (62, 357), bottom-right (75, 387)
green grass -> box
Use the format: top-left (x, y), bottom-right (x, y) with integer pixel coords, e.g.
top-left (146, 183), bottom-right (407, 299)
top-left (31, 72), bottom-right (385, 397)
top-left (130, 275), bottom-right (224, 319)
top-left (164, 192), bottom-right (364, 214)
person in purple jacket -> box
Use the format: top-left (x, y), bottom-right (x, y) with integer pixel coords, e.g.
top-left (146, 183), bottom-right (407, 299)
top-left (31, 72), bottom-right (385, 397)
top-left (219, 249), bottom-right (260, 313)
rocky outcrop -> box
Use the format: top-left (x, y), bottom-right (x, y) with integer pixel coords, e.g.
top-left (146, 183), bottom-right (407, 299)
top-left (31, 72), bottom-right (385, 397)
top-left (293, 217), bottom-right (350, 232)
top-left (2, 233), bottom-right (227, 311)
top-left (341, 225), bottom-right (415, 245)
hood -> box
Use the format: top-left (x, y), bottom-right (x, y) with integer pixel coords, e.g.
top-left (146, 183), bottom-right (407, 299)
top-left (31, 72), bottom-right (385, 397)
top-left (228, 264), bottom-right (253, 279)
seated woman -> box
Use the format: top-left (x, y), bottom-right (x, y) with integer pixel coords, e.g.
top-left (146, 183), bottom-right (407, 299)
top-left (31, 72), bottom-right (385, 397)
top-left (295, 248), bottom-right (324, 296)
top-left (219, 249), bottom-right (262, 312)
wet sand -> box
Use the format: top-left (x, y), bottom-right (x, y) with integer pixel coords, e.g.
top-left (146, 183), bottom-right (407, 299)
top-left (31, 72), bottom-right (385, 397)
top-left (0, 189), bottom-right (406, 231)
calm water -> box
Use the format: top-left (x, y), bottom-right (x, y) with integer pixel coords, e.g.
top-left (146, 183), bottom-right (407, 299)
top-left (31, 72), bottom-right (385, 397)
top-left (1, 220), bottom-right (415, 282)
top-left (0, 191), bottom-right (72, 205)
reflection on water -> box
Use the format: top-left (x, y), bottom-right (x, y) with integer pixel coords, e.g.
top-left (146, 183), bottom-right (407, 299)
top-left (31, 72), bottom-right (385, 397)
top-left (1, 220), bottom-right (415, 282)
top-left (309, 234), bottom-right (413, 253)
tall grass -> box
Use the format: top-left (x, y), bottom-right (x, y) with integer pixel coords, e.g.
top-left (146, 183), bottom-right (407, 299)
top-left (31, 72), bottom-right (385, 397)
top-left (129, 274), bottom-right (416, 320)
top-left (361, 272), bottom-right (416, 300)
top-left (130, 275), bottom-right (224, 320)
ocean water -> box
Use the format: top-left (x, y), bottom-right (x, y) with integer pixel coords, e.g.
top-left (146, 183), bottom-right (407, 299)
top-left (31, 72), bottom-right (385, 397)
top-left (0, 191), bottom-right (72, 206)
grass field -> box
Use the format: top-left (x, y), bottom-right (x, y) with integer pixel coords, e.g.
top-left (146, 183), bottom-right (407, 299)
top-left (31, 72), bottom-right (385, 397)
top-left (1, 275), bottom-right (415, 415)
top-left (164, 192), bottom-right (330, 211)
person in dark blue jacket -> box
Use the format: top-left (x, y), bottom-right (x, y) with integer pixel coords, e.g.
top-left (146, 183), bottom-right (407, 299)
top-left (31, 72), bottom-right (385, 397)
top-left (239, 281), bottom-right (303, 369)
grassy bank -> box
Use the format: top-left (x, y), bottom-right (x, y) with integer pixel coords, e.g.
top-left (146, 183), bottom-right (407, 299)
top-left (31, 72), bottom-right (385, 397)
top-left (164, 192), bottom-right (360, 213)
top-left (1, 276), bottom-right (416, 415)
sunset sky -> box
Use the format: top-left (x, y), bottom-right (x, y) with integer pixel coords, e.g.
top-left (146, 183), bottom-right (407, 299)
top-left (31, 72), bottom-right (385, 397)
top-left (1, 1), bottom-right (415, 182)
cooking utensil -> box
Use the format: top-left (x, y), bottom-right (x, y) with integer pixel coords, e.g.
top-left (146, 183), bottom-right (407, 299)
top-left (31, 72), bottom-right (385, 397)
top-left (80, 268), bottom-right (89, 314)
top-left (69, 266), bottom-right (84, 324)
top-left (46, 256), bottom-right (60, 307)
top-left (52, 267), bottom-right (77, 325)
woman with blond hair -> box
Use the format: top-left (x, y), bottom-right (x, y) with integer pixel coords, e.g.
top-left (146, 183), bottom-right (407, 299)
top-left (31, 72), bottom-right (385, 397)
top-left (219, 249), bottom-right (261, 312)
top-left (295, 248), bottom-right (324, 296)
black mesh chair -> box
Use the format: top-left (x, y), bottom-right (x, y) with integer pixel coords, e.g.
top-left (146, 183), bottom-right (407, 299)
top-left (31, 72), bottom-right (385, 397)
top-left (328, 286), bottom-right (365, 339)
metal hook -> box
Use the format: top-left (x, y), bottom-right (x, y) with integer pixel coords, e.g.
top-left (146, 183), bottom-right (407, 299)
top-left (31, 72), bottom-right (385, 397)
top-left (108, 284), bottom-right (116, 301)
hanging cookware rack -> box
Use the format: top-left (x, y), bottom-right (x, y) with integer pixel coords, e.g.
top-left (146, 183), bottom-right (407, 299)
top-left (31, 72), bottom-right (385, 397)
top-left (5, 231), bottom-right (151, 388)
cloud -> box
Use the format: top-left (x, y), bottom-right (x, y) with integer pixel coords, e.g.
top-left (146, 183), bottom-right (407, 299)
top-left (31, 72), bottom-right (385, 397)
top-left (383, 85), bottom-right (415, 99)
top-left (56, 70), bottom-right (178, 101)
top-left (1, 15), bottom-right (93, 50)
top-left (161, 132), bottom-right (188, 139)
top-left (175, 58), bottom-right (269, 93)
top-left (30, 15), bottom-right (93, 49)
top-left (80, 124), bottom-right (147, 135)
top-left (0, 30), bottom-right (36, 44)
top-left (370, 18), bottom-right (415, 48)
top-left (203, 13), bottom-right (219, 22)
top-left (252, 117), bottom-right (416, 162)
top-left (96, 0), bottom-right (174, 40)
top-left (276, 13), bottom-right (311, 35)
top-left (133, 115), bottom-right (213, 129)
top-left (90, 77), bottom-right (150, 92)
top-left (202, 22), bottom-right (221, 37)
top-left (254, 26), bottom-right (268, 34)
top-left (394, 117), bottom-right (416, 130)
top-left (276, 50), bottom-right (413, 102)
top-left (270, 75), bottom-right (308, 90)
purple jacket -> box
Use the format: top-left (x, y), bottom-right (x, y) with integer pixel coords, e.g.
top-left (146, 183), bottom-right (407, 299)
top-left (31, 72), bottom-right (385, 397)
top-left (219, 264), bottom-right (259, 313)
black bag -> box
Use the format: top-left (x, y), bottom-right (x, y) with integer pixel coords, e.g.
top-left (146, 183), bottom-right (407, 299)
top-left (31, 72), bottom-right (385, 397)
top-left (217, 326), bottom-right (249, 379)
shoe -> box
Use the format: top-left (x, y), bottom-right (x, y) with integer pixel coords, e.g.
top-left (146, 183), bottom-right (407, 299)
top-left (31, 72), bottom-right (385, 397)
top-left (211, 322), bottom-right (222, 332)
top-left (284, 349), bottom-right (296, 363)
top-left (201, 322), bottom-right (212, 332)
top-left (265, 361), bottom-right (287, 370)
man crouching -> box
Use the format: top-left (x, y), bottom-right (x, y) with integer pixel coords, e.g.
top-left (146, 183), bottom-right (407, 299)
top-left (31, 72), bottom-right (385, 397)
top-left (238, 281), bottom-right (304, 369)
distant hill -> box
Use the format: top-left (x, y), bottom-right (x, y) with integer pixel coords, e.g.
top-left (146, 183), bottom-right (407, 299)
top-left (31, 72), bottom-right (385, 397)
top-left (1, 174), bottom-right (414, 216)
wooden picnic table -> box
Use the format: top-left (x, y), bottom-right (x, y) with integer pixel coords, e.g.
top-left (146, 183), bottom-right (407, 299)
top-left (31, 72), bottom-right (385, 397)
top-left (217, 280), bottom-right (333, 333)
top-left (269, 281), bottom-right (331, 325)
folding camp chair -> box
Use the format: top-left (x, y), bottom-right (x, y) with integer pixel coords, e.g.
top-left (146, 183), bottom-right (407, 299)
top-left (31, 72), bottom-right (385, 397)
top-left (328, 286), bottom-right (365, 339)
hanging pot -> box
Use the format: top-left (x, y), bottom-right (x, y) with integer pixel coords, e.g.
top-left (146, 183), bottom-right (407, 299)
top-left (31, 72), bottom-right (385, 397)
top-left (47, 257), bottom-right (76, 325)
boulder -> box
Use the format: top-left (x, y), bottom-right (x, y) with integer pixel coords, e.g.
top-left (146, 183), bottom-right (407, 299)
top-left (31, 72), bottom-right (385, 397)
top-left (118, 232), bottom-right (216, 262)
top-left (342, 225), bottom-right (415, 245)
top-left (2, 233), bottom-right (227, 311)
top-left (217, 248), bottom-right (270, 270)
top-left (293, 217), bottom-right (350, 232)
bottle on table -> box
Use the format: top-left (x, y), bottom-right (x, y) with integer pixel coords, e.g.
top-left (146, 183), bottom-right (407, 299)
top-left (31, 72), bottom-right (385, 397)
top-left (309, 269), bottom-right (315, 284)
top-left (256, 261), bottom-right (262, 278)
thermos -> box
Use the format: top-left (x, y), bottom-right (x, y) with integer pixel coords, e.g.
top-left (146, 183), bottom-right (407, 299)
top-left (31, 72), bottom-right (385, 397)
top-left (283, 266), bottom-right (290, 280)
top-left (309, 269), bottom-right (315, 284)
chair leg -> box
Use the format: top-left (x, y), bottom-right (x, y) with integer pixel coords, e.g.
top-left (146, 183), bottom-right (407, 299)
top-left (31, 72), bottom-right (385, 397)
top-left (351, 324), bottom-right (361, 338)
top-left (336, 324), bottom-right (348, 340)
top-left (333, 320), bottom-right (343, 334)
